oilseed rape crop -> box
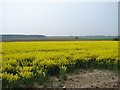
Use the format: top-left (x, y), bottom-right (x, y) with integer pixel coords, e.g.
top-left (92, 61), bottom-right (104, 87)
top-left (1, 41), bottom-right (119, 88)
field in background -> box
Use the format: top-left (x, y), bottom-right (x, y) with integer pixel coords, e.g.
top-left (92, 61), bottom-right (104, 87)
top-left (1, 35), bottom-right (117, 42)
top-left (1, 41), bottom-right (119, 88)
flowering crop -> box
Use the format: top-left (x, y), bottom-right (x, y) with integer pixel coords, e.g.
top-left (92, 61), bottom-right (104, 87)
top-left (1, 41), bottom-right (119, 88)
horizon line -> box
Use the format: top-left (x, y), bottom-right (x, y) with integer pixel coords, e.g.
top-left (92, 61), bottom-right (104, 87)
top-left (0, 33), bottom-right (118, 36)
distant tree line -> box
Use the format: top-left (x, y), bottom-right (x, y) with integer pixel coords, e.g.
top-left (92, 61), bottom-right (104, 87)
top-left (1, 35), bottom-right (46, 39)
top-left (113, 37), bottom-right (120, 41)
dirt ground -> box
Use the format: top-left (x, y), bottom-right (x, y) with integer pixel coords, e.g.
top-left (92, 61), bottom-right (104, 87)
top-left (35, 69), bottom-right (119, 88)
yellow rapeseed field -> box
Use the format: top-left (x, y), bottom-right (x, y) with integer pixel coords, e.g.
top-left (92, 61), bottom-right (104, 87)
top-left (1, 41), bottom-right (119, 88)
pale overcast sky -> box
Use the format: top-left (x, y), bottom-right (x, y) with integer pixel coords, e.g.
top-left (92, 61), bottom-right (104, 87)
top-left (0, 1), bottom-right (118, 36)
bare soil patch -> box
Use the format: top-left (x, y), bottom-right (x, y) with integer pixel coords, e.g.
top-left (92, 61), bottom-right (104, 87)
top-left (35, 69), bottom-right (119, 88)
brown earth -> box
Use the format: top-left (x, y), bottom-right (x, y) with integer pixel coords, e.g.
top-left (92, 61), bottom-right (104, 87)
top-left (35, 69), bottom-right (119, 88)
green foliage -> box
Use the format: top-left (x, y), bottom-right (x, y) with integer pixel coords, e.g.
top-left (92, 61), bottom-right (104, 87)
top-left (59, 70), bottom-right (67, 81)
top-left (113, 37), bottom-right (119, 41)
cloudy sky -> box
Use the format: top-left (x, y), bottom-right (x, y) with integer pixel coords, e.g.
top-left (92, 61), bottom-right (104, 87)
top-left (0, 0), bottom-right (118, 36)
